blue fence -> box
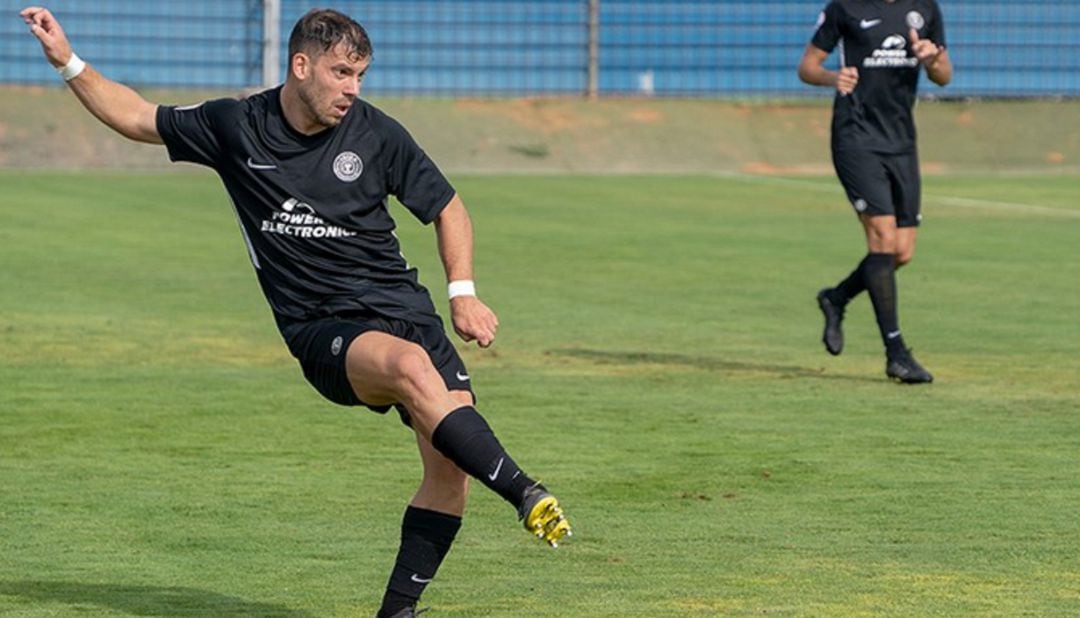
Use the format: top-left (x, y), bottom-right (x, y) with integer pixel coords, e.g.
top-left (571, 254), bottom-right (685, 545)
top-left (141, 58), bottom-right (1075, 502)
top-left (598, 0), bottom-right (1080, 96)
top-left (1, 1), bottom-right (263, 88)
top-left (2, 0), bottom-right (1078, 97)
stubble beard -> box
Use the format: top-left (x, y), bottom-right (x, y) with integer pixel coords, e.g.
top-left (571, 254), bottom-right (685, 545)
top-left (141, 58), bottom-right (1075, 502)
top-left (297, 82), bottom-right (341, 130)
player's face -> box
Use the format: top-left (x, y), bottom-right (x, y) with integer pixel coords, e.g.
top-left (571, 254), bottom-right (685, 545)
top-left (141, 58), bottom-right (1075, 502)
top-left (297, 43), bottom-right (369, 129)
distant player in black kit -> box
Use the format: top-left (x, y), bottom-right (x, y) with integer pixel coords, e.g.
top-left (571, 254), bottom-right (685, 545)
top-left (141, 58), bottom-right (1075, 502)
top-left (798, 0), bottom-right (952, 383)
top-left (22, 6), bottom-right (570, 617)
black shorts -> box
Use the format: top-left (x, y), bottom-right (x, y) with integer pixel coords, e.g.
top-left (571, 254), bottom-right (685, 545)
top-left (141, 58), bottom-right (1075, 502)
top-left (832, 149), bottom-right (922, 227)
top-left (277, 311), bottom-right (474, 420)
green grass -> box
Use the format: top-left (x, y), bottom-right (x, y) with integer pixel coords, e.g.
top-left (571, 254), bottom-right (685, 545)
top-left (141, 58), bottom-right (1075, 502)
top-left (1, 170), bottom-right (1078, 617)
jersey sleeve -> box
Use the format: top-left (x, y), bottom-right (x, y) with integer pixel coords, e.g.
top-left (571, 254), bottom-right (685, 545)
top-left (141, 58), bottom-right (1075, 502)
top-left (155, 98), bottom-right (238, 167)
top-left (381, 115), bottom-right (456, 225)
top-left (810, 2), bottom-right (844, 53)
top-left (928, 1), bottom-right (947, 49)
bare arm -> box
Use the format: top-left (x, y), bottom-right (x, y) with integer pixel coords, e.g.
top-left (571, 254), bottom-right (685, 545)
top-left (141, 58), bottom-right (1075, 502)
top-left (434, 194), bottom-right (499, 348)
top-left (797, 43), bottom-right (858, 95)
top-left (910, 29), bottom-right (952, 87)
top-left (21, 6), bottom-right (161, 144)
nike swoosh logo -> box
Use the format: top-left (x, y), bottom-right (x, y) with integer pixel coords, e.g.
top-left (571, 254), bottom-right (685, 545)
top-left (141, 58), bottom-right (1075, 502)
top-left (455, 371), bottom-right (470, 382)
top-left (410, 574), bottom-right (432, 584)
top-left (860, 19), bottom-right (882, 29)
top-left (488, 457), bottom-right (504, 481)
top-left (246, 157), bottom-right (277, 170)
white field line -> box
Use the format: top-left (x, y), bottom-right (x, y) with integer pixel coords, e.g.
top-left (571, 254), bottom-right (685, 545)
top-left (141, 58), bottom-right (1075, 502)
top-left (719, 172), bottom-right (1080, 219)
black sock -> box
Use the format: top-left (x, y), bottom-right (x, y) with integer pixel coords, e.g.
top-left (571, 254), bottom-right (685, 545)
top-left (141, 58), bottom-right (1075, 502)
top-left (377, 506), bottom-right (462, 618)
top-left (833, 255), bottom-right (870, 304)
top-left (862, 252), bottom-right (906, 356)
top-left (430, 406), bottom-right (536, 509)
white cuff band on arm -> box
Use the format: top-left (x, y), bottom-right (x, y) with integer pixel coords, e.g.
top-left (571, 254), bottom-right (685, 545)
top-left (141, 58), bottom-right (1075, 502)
top-left (448, 280), bottom-right (476, 299)
top-left (58, 53), bottom-right (86, 81)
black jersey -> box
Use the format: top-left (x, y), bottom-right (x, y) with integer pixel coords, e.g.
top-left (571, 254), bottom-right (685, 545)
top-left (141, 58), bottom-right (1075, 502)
top-left (810, 0), bottom-right (946, 153)
top-left (156, 87), bottom-right (456, 326)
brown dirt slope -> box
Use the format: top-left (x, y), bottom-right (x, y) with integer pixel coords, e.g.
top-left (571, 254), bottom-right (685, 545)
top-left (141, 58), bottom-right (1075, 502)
top-left (1, 85), bottom-right (1077, 174)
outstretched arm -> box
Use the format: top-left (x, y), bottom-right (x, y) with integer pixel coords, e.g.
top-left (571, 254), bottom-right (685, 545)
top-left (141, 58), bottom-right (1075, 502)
top-left (21, 6), bottom-right (161, 144)
top-left (797, 43), bottom-right (858, 95)
top-left (434, 194), bottom-right (499, 348)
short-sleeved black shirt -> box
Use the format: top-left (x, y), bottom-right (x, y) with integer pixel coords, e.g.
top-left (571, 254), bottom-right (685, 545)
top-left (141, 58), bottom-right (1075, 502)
top-left (810, 0), bottom-right (946, 153)
top-left (156, 87), bottom-right (456, 327)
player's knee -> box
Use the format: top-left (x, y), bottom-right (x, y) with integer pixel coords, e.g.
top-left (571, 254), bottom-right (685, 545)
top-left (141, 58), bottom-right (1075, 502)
top-left (866, 231), bottom-right (897, 253)
top-left (390, 346), bottom-right (440, 397)
top-left (422, 456), bottom-right (470, 493)
top-left (419, 470), bottom-right (470, 509)
top-left (438, 466), bottom-right (470, 494)
top-left (450, 474), bottom-right (470, 501)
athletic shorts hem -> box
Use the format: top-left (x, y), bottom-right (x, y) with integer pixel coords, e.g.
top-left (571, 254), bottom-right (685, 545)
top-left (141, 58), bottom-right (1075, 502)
top-left (278, 311), bottom-right (475, 422)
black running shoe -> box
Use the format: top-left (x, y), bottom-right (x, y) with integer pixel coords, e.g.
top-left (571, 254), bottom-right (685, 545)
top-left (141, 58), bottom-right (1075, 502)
top-left (816, 288), bottom-right (845, 356)
top-left (886, 348), bottom-right (934, 384)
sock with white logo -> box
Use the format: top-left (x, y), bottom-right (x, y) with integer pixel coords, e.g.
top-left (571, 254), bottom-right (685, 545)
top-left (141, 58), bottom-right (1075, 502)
top-left (377, 506), bottom-right (462, 618)
top-left (430, 406), bottom-right (535, 508)
top-left (862, 252), bottom-right (906, 356)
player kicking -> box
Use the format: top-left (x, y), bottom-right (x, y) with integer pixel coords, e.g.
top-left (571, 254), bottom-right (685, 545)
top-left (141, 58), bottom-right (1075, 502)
top-left (21, 6), bottom-right (569, 617)
top-left (798, 0), bottom-right (952, 383)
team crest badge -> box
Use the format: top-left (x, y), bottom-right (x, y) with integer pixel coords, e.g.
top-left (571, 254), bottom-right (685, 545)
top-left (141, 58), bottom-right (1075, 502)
top-left (906, 11), bottom-right (925, 30)
top-left (333, 151), bottom-right (363, 182)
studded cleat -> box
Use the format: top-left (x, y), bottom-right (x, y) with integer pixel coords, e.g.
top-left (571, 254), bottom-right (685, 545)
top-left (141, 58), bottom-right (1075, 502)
top-left (816, 288), bottom-right (846, 356)
top-left (518, 484), bottom-right (572, 548)
top-left (886, 348), bottom-right (934, 384)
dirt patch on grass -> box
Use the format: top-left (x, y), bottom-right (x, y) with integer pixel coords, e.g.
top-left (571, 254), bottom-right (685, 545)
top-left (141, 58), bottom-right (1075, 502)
top-left (740, 161), bottom-right (833, 175)
top-left (955, 109), bottom-right (976, 126)
top-left (455, 98), bottom-right (603, 134)
top-left (626, 107), bottom-right (664, 124)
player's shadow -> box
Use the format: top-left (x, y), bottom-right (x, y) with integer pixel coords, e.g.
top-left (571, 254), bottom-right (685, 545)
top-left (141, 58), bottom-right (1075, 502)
top-left (0, 580), bottom-right (311, 617)
top-left (550, 348), bottom-right (878, 382)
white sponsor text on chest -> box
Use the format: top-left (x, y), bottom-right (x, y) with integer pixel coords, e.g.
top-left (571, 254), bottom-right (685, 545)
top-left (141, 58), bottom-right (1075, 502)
top-left (260, 198), bottom-right (357, 239)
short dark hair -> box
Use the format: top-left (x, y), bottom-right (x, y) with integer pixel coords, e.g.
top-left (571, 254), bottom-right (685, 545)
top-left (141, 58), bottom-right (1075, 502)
top-left (287, 9), bottom-right (372, 62)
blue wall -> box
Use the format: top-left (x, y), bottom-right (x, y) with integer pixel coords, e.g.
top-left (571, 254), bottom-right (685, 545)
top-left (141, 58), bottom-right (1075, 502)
top-left (2, 0), bottom-right (1078, 97)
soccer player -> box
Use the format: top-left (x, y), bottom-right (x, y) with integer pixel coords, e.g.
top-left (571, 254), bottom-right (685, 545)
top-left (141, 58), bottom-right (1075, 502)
top-left (797, 0), bottom-right (952, 383)
top-left (21, 6), bottom-right (570, 617)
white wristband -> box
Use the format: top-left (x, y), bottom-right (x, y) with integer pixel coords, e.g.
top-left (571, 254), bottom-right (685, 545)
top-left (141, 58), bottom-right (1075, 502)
top-left (58, 53), bottom-right (86, 82)
top-left (448, 280), bottom-right (476, 299)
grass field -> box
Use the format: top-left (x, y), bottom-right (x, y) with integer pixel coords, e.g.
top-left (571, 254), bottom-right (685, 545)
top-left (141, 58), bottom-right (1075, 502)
top-left (1, 169), bottom-right (1078, 617)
